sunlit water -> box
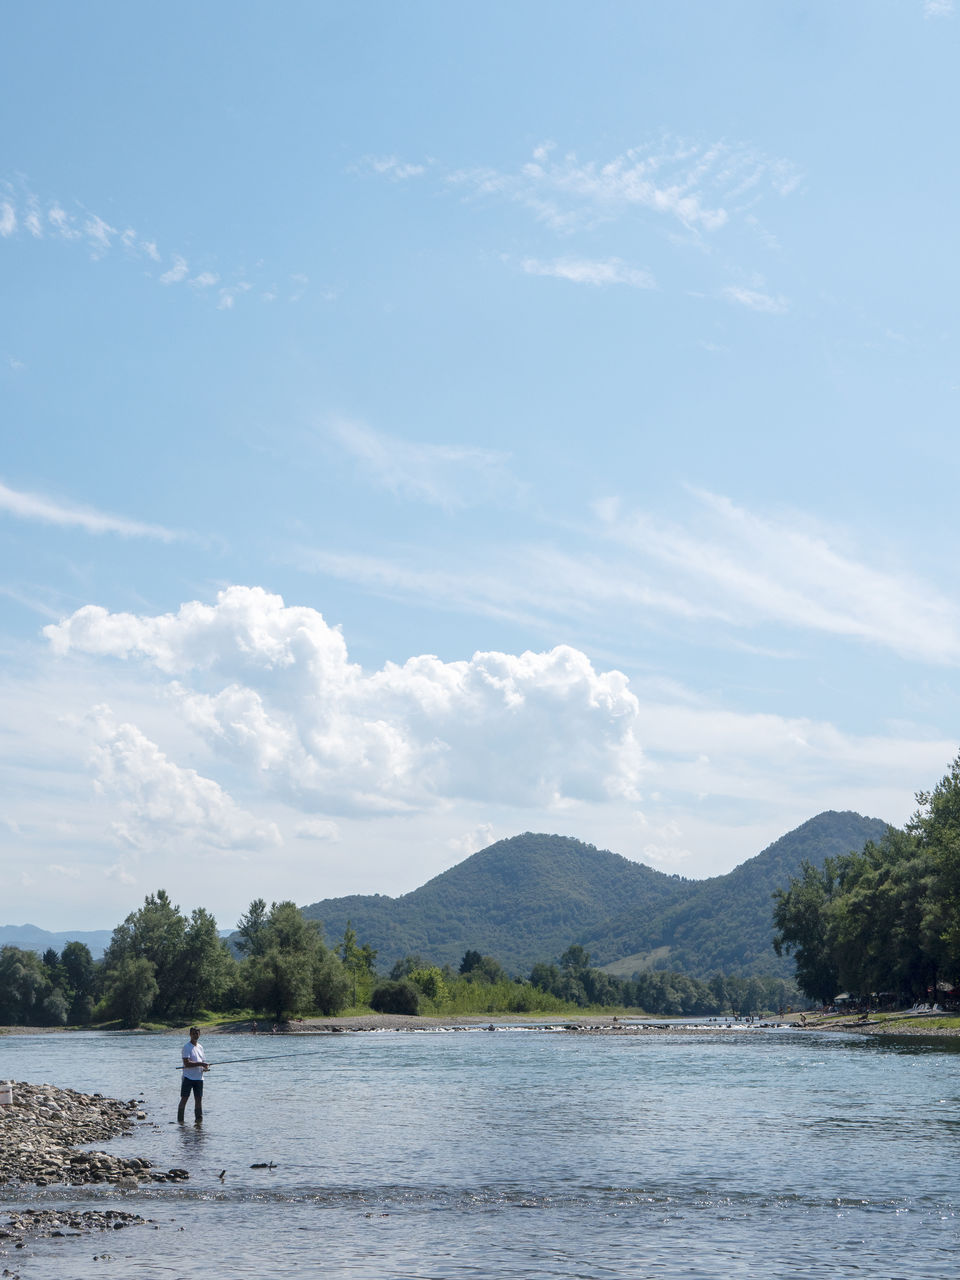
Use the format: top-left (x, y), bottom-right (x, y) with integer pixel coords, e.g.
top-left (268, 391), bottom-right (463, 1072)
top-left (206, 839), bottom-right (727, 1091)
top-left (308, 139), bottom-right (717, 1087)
top-left (1, 1025), bottom-right (958, 1278)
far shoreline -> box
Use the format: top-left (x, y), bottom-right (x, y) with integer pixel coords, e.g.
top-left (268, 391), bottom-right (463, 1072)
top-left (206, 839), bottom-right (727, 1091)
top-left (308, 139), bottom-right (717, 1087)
top-left (3, 1009), bottom-right (959, 1037)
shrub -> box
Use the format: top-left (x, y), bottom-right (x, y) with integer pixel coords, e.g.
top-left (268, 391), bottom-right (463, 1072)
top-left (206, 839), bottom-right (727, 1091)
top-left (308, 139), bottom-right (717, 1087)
top-left (369, 979), bottom-right (421, 1016)
top-left (313, 952), bottom-right (351, 1016)
top-left (408, 967), bottom-right (446, 1003)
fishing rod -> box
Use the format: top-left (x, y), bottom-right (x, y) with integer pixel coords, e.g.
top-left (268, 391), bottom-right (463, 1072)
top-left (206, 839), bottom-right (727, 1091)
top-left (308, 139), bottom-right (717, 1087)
top-left (175, 1047), bottom-right (326, 1070)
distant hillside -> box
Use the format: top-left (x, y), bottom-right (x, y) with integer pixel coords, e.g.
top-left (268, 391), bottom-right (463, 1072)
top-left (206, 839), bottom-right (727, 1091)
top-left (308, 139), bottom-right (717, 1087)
top-left (586, 811), bottom-right (889, 978)
top-left (302, 812), bottom-right (888, 978)
top-left (0, 923), bottom-right (234, 961)
top-left (301, 832), bottom-right (690, 974)
top-left (0, 924), bottom-right (113, 960)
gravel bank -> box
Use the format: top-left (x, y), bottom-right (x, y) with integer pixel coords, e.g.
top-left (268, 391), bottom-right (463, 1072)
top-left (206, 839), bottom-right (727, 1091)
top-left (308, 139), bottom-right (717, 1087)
top-left (0, 1081), bottom-right (188, 1188)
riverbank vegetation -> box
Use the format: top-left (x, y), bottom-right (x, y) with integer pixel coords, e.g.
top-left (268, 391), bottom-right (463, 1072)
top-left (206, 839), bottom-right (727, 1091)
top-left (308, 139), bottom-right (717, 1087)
top-left (0, 889), bottom-right (806, 1027)
top-left (773, 755), bottom-right (960, 1007)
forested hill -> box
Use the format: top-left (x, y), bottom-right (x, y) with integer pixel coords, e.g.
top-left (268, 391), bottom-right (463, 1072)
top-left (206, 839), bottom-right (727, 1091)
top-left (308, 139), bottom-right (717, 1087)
top-left (301, 812), bottom-right (887, 976)
top-left (590, 811), bottom-right (889, 979)
top-left (301, 833), bottom-right (689, 974)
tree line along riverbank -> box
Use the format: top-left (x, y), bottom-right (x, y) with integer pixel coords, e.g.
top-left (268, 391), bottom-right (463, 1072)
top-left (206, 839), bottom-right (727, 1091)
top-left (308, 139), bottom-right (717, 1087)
top-left (773, 754), bottom-right (960, 1011)
top-left (1, 893), bottom-right (806, 1030)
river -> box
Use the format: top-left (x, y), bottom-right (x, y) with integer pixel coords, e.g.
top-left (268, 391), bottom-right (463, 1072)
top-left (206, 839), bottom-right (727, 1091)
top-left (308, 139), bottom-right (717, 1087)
top-left (1, 1025), bottom-right (958, 1278)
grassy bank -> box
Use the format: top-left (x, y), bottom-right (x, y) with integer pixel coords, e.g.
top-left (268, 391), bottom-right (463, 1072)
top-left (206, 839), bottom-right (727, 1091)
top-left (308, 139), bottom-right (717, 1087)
top-left (794, 1009), bottom-right (960, 1036)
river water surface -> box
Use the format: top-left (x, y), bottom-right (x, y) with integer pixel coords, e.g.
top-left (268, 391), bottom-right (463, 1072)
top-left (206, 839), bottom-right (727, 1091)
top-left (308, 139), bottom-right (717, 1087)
top-left (1, 1025), bottom-right (958, 1278)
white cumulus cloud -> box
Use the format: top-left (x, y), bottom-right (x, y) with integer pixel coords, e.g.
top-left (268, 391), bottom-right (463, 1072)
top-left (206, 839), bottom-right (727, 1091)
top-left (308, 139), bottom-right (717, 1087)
top-left (47, 587), bottom-right (648, 815)
top-left (85, 705), bottom-right (281, 853)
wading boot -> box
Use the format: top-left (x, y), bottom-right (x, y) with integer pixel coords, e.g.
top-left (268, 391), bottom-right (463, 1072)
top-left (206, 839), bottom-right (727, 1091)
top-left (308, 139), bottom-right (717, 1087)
top-left (177, 1101), bottom-right (186, 1123)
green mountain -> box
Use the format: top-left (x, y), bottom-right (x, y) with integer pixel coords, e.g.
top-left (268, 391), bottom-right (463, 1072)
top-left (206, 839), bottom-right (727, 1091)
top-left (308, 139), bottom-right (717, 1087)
top-left (588, 810), bottom-right (889, 977)
top-left (302, 833), bottom-right (689, 974)
top-left (301, 811), bottom-right (888, 977)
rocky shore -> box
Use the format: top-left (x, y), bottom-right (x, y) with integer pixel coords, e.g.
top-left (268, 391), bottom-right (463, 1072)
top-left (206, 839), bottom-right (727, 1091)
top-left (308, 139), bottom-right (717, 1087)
top-left (0, 1081), bottom-right (188, 1188)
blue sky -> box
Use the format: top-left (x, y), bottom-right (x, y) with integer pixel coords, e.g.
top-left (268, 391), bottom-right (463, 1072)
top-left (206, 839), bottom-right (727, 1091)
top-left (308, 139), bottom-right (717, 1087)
top-left (2, 1), bottom-right (958, 932)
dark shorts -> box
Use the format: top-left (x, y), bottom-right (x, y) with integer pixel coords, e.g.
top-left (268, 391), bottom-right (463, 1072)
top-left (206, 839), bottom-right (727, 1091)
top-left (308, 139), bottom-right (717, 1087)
top-left (180, 1076), bottom-right (204, 1100)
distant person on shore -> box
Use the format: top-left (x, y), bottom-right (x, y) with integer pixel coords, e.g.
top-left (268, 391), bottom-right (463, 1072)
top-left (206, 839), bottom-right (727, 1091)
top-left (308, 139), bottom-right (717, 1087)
top-left (178, 1026), bottom-right (210, 1123)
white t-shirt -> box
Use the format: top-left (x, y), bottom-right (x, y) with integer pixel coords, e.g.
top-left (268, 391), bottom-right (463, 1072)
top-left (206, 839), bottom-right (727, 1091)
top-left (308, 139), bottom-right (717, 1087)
top-left (182, 1040), bottom-right (206, 1081)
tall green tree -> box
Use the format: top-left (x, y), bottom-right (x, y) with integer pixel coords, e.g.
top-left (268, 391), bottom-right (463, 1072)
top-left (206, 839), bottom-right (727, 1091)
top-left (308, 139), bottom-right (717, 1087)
top-left (235, 898), bottom-right (270, 958)
top-left (0, 946), bottom-right (52, 1024)
top-left (339, 922), bottom-right (377, 1007)
top-left (103, 890), bottom-right (187, 1019)
top-left (245, 901), bottom-right (321, 1021)
top-left (772, 755), bottom-right (960, 1005)
top-left (313, 949), bottom-right (351, 1015)
top-left (102, 890), bottom-right (231, 1021)
top-left (773, 860), bottom-right (842, 1004)
top-left (103, 956), bottom-right (159, 1028)
top-left (911, 755), bottom-right (960, 984)
top-left (389, 954), bottom-right (425, 980)
top-left (61, 940), bottom-right (97, 1024)
top-left (177, 907), bottom-right (236, 1015)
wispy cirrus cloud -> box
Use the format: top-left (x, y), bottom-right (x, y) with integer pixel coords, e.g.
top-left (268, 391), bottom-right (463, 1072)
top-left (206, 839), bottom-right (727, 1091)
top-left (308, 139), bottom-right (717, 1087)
top-left (354, 154), bottom-right (429, 180)
top-left (0, 478), bottom-right (178, 541)
top-left (294, 543), bottom-right (717, 636)
top-left (295, 485), bottom-right (960, 667)
top-left (328, 419), bottom-right (526, 510)
top-left (520, 256), bottom-right (656, 289)
top-left (720, 285), bottom-right (788, 314)
top-left (359, 138), bottom-right (797, 311)
top-left (1, 179), bottom-right (309, 310)
top-left (596, 489), bottom-right (960, 664)
top-left (448, 139), bottom-right (801, 236)
top-left (924, 0), bottom-right (954, 17)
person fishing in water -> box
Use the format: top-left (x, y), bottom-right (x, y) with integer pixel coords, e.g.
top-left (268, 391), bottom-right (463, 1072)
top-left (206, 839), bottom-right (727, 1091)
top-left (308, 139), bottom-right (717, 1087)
top-left (178, 1026), bottom-right (210, 1123)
